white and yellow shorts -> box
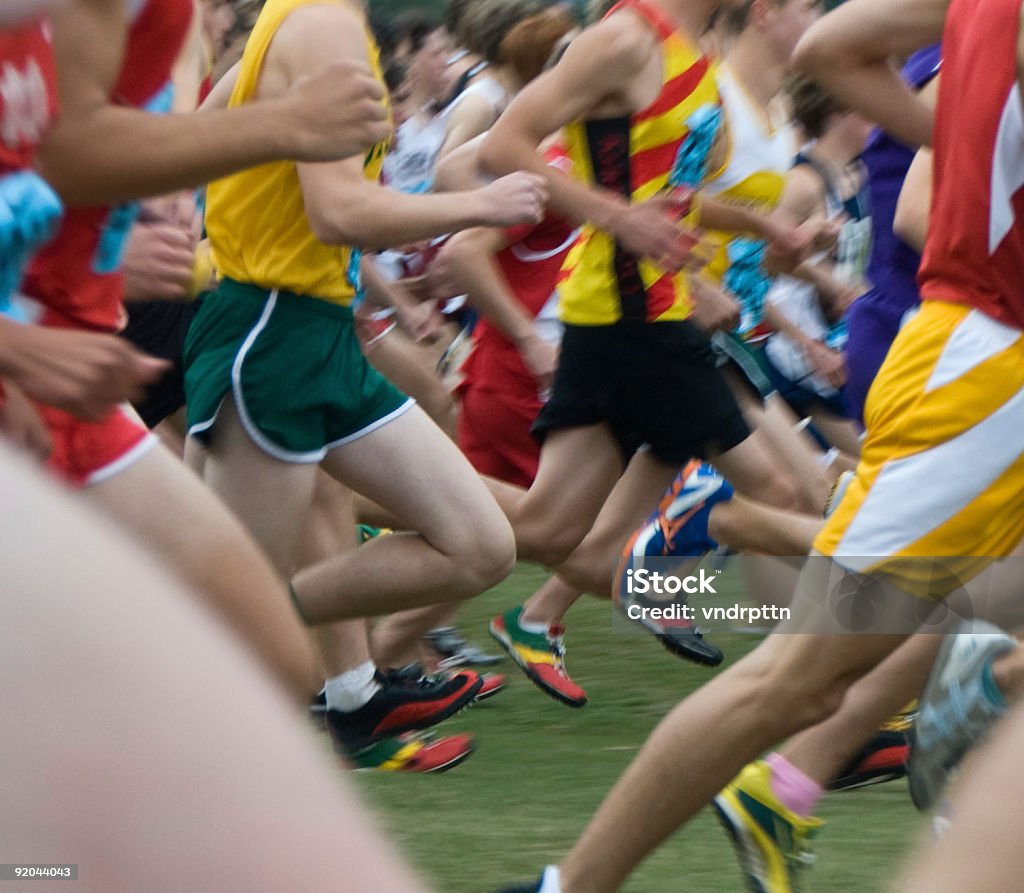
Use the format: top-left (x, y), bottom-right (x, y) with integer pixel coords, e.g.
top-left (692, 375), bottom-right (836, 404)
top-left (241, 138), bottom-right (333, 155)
top-left (815, 300), bottom-right (1024, 598)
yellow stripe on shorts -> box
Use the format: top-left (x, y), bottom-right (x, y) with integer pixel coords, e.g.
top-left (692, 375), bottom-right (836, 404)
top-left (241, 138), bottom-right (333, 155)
top-left (815, 300), bottom-right (1024, 598)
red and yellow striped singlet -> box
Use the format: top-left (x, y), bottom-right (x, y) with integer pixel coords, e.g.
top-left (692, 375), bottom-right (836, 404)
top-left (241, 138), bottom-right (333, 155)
top-left (558, 0), bottom-right (719, 326)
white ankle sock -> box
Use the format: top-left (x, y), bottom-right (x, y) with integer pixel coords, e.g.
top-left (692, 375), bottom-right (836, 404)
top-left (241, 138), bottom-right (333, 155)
top-left (519, 615), bottom-right (549, 635)
top-left (324, 661), bottom-right (380, 712)
top-left (537, 865), bottom-right (562, 893)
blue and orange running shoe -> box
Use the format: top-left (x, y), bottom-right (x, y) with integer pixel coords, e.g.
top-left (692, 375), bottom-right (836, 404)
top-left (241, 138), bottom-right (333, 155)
top-left (615, 461), bottom-right (733, 666)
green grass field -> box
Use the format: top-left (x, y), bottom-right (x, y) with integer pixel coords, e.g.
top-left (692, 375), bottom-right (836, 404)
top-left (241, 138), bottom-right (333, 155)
top-left (355, 564), bottom-right (926, 893)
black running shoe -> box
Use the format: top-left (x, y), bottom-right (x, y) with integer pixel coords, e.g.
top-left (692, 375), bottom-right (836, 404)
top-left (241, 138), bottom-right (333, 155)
top-left (828, 729), bottom-right (909, 792)
top-left (426, 625), bottom-right (504, 667)
top-left (312, 667), bottom-right (482, 752)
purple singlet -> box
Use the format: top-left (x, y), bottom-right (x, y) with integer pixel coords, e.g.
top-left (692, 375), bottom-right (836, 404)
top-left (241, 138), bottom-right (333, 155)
top-left (843, 44), bottom-right (942, 426)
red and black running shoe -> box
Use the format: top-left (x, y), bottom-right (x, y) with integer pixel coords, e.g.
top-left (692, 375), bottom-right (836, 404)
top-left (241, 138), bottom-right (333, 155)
top-left (828, 728), bottom-right (909, 792)
top-left (315, 667), bottom-right (482, 753)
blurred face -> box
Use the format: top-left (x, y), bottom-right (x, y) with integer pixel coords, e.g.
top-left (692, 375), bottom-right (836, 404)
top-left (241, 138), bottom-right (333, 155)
top-left (202, 0), bottom-right (236, 55)
top-left (768, 0), bottom-right (820, 62)
top-left (408, 29), bottom-right (451, 104)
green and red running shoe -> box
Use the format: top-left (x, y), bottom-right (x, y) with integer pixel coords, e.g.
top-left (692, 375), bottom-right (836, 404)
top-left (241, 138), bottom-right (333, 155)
top-left (490, 606), bottom-right (587, 708)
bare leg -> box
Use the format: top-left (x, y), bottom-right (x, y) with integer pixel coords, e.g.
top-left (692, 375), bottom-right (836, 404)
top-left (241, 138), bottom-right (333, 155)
top-left (368, 328), bottom-right (458, 439)
top-left (1, 445), bottom-right (431, 893)
top-left (294, 405), bottom-right (515, 621)
top-left (708, 494), bottom-right (823, 555)
top-left (781, 633), bottom-right (941, 784)
top-left (202, 398), bottom-right (318, 573)
top-left (508, 425), bottom-right (625, 567)
top-left (373, 603), bottom-right (452, 667)
top-left (709, 426), bottom-right (803, 510)
top-left (556, 448), bottom-right (679, 596)
top-left (557, 557), bottom-right (923, 893)
top-left (740, 554), bottom-right (804, 615)
top-left (728, 372), bottom-right (831, 515)
top-left (766, 543), bottom-right (1024, 784)
top-left (83, 440), bottom-right (320, 700)
top-left (896, 702), bottom-right (1024, 893)
top-left (296, 471), bottom-right (375, 678)
top-left (808, 407), bottom-right (862, 458)
top-left (758, 394), bottom-right (834, 512)
top-left (521, 575), bottom-right (587, 626)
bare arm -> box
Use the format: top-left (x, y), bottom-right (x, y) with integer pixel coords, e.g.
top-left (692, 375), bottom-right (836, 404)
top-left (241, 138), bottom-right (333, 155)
top-left (198, 61), bottom-right (241, 113)
top-left (290, 6), bottom-right (545, 248)
top-left (764, 303), bottom-right (846, 388)
top-left (38, 0), bottom-right (390, 205)
top-left (794, 0), bottom-right (947, 147)
top-left (443, 228), bottom-right (526, 339)
top-left (442, 227), bottom-right (559, 390)
top-left (480, 14), bottom-right (696, 272)
top-left (893, 148), bottom-right (933, 252)
top-left (438, 94), bottom-right (499, 160)
top-left (434, 134), bottom-right (489, 192)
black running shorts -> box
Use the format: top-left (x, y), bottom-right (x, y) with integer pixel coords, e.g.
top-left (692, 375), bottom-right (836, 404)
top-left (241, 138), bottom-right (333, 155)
top-left (532, 320), bottom-right (751, 465)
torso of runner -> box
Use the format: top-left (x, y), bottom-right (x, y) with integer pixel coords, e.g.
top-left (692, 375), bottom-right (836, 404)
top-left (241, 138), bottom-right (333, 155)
top-left (0, 17), bottom-right (60, 312)
top-left (21, 0), bottom-right (193, 332)
top-left (557, 0), bottom-right (720, 326)
top-left (702, 63), bottom-right (794, 336)
top-left (918, 0), bottom-right (1024, 329)
top-left (205, 0), bottom-right (391, 306)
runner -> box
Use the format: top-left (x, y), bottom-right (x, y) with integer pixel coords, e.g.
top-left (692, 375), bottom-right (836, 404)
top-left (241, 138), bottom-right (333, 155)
top-left (16, 0), bottom-right (396, 701)
top-left (182, 0), bottom-right (547, 756)
top-left (497, 1), bottom-right (1024, 891)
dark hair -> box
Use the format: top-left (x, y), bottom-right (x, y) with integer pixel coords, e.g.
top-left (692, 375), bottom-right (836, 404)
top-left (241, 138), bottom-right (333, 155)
top-left (444, 0), bottom-right (477, 41)
top-left (722, 0), bottom-right (816, 35)
top-left (462, 0), bottom-right (544, 63)
top-left (393, 12), bottom-right (440, 56)
top-left (500, 5), bottom-right (576, 83)
top-left (383, 58), bottom-right (409, 95)
top-left (786, 75), bottom-right (847, 138)
top-left (369, 10), bottom-right (402, 61)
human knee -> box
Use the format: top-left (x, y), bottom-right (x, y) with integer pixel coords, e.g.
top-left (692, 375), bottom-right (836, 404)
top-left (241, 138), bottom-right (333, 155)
top-left (752, 468), bottom-right (804, 512)
top-left (520, 526), bottom-right (582, 569)
top-left (512, 508), bottom-right (588, 567)
top-left (451, 508), bottom-right (517, 592)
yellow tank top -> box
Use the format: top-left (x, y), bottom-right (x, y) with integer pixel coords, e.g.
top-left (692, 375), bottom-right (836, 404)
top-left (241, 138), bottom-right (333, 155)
top-left (558, 0), bottom-right (720, 326)
top-left (205, 0), bottom-right (389, 304)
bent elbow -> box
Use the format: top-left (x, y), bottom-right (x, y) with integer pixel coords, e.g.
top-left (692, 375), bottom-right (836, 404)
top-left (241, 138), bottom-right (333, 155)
top-left (478, 131), bottom-right (512, 179)
top-left (306, 206), bottom-right (357, 247)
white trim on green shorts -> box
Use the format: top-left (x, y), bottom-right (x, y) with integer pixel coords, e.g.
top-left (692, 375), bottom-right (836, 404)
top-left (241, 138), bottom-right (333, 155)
top-left (186, 289), bottom-right (416, 464)
top-left (229, 290), bottom-right (330, 463)
top-left (323, 397), bottom-right (415, 452)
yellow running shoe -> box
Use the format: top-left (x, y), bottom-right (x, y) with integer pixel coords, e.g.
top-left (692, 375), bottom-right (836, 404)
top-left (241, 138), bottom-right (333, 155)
top-left (713, 760), bottom-right (824, 893)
